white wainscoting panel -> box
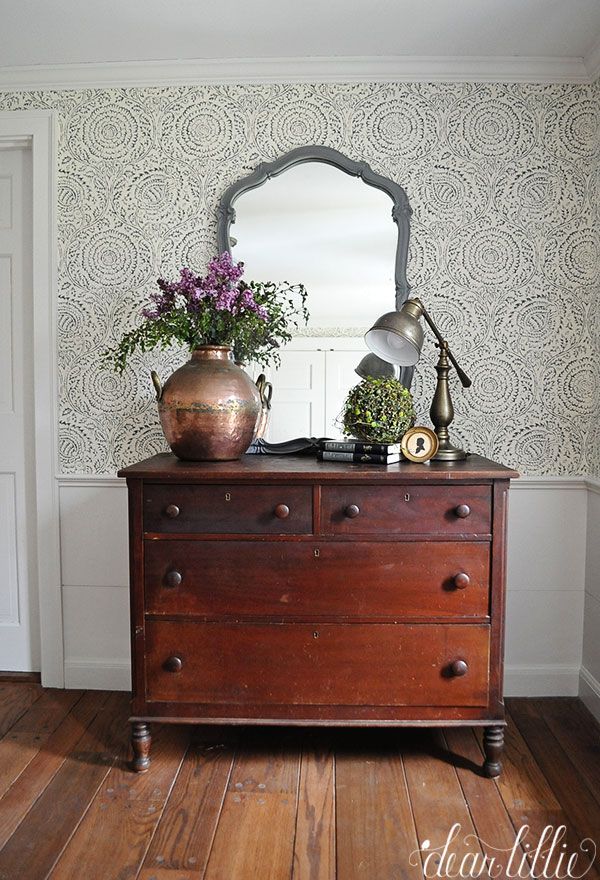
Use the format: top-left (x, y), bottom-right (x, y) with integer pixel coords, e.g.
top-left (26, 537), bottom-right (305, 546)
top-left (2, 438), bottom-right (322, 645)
top-left (505, 479), bottom-right (587, 696)
top-left (59, 480), bottom-right (128, 587)
top-left (58, 476), bottom-right (589, 695)
top-left (584, 484), bottom-right (600, 605)
top-left (506, 482), bottom-right (587, 590)
top-left (581, 482), bottom-right (600, 721)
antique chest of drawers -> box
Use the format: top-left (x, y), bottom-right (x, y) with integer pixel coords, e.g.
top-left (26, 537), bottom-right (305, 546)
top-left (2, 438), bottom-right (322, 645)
top-left (119, 452), bottom-right (517, 776)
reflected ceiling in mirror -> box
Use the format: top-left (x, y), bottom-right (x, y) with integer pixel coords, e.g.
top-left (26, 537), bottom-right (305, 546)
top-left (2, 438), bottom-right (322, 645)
top-left (217, 148), bottom-right (412, 336)
top-left (231, 163), bottom-right (394, 331)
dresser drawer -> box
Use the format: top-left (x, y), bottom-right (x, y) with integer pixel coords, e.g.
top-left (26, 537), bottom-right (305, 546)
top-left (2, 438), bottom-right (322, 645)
top-left (320, 485), bottom-right (491, 536)
top-left (144, 540), bottom-right (490, 620)
top-left (143, 483), bottom-right (313, 534)
top-left (145, 621), bottom-right (490, 707)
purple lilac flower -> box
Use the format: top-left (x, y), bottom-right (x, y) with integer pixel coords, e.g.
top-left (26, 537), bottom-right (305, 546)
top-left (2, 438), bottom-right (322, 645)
top-left (215, 288), bottom-right (237, 312)
top-left (141, 288), bottom-right (176, 320)
top-left (186, 288), bottom-right (205, 312)
top-left (207, 251), bottom-right (245, 284)
top-left (235, 286), bottom-right (269, 319)
top-left (142, 252), bottom-right (268, 323)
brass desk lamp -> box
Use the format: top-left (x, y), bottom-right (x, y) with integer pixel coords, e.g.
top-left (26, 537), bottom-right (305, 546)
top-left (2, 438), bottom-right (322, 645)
top-left (364, 297), bottom-right (471, 461)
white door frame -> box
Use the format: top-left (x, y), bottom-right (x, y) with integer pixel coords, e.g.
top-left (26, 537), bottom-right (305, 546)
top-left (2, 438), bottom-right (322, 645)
top-left (0, 110), bottom-right (62, 686)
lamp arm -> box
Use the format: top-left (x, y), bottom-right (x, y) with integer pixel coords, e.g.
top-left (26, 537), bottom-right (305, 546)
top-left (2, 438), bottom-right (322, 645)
top-left (416, 299), bottom-right (472, 389)
top-left (444, 346), bottom-right (472, 389)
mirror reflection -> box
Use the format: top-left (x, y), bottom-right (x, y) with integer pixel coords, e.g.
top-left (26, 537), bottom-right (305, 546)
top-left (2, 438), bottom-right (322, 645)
top-left (230, 161), bottom-right (398, 332)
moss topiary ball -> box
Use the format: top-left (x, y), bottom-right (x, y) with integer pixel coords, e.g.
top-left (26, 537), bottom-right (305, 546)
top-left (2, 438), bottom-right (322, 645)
top-left (342, 376), bottom-right (416, 444)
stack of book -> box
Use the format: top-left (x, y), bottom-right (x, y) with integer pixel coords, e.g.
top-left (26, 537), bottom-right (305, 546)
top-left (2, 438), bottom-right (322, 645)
top-left (317, 439), bottom-right (402, 465)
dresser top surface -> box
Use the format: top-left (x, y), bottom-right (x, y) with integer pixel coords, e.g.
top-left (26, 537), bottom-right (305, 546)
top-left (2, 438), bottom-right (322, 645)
top-left (118, 452), bottom-right (518, 482)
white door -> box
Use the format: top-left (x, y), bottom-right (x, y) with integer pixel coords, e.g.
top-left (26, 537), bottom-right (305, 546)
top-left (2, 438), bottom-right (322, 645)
top-left (0, 146), bottom-right (39, 672)
top-left (265, 349), bottom-right (326, 442)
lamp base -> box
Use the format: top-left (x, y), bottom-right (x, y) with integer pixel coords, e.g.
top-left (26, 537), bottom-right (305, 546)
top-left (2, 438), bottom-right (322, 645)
top-left (433, 441), bottom-right (467, 462)
top-left (430, 341), bottom-right (468, 463)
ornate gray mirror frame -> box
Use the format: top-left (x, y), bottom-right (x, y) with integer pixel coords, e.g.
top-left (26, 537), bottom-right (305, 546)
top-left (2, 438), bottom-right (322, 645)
top-left (217, 145), bottom-right (413, 309)
top-left (217, 145), bottom-right (415, 389)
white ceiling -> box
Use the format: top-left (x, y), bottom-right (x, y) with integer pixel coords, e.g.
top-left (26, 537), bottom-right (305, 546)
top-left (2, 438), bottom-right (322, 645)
top-left (1, 0), bottom-right (599, 84)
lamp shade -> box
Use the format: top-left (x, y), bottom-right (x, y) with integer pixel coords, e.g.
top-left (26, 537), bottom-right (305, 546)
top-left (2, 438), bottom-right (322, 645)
top-left (355, 353), bottom-right (397, 380)
top-left (364, 301), bottom-right (424, 366)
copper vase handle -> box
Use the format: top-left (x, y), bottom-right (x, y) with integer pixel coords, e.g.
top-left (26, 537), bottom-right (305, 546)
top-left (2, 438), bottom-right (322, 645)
top-left (151, 371), bottom-right (163, 401)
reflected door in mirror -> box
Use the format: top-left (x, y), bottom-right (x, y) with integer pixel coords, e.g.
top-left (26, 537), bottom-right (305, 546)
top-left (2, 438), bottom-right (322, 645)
top-left (250, 341), bottom-right (366, 443)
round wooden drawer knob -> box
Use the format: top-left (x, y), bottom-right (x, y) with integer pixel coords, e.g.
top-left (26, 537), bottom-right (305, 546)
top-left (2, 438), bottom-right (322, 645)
top-left (165, 570), bottom-right (182, 588)
top-left (164, 655), bottom-right (183, 673)
top-left (165, 504), bottom-right (180, 518)
top-left (450, 659), bottom-right (469, 677)
top-left (345, 504), bottom-right (360, 519)
top-left (274, 504), bottom-right (290, 519)
top-left (455, 504), bottom-right (471, 519)
top-left (453, 572), bottom-right (470, 590)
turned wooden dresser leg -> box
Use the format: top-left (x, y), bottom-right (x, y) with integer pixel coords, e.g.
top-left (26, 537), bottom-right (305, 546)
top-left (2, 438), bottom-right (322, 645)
top-left (131, 721), bottom-right (151, 772)
top-left (483, 725), bottom-right (504, 778)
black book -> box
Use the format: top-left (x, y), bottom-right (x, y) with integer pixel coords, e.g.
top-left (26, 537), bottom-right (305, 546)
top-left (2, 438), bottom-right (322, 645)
top-left (317, 451), bottom-right (401, 464)
top-left (320, 439), bottom-right (402, 455)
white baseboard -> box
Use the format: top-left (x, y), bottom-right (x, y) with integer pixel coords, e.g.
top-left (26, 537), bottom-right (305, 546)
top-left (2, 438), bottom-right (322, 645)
top-left (64, 658), bottom-right (131, 691)
top-left (579, 667), bottom-right (600, 723)
top-left (504, 664), bottom-right (580, 697)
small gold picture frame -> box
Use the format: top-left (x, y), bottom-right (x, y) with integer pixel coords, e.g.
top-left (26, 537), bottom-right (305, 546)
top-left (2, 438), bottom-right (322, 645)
top-left (401, 426), bottom-right (439, 463)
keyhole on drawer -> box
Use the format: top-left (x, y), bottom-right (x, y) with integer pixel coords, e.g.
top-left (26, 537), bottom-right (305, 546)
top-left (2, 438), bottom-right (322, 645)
top-left (313, 631), bottom-right (319, 639)
top-left (225, 492), bottom-right (231, 502)
top-left (405, 493), bottom-right (410, 502)
top-left (314, 548), bottom-right (320, 558)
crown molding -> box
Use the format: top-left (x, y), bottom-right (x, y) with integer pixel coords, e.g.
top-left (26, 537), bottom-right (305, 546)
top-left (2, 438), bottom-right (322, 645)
top-left (584, 37), bottom-right (600, 81)
top-left (0, 53), bottom-right (593, 91)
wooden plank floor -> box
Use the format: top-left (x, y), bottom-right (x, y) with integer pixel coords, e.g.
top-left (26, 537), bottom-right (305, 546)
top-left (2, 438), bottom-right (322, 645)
top-left (0, 688), bottom-right (598, 879)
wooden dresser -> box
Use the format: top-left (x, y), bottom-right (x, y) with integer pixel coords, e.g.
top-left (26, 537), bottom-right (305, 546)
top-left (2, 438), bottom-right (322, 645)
top-left (119, 452), bottom-right (517, 776)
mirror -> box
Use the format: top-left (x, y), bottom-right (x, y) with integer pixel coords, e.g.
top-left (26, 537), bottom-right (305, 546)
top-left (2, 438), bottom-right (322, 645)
top-left (217, 146), bottom-right (412, 335)
top-left (216, 147), bottom-right (414, 442)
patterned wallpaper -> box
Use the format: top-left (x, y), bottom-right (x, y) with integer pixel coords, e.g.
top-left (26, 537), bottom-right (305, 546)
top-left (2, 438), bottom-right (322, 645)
top-left (590, 78), bottom-right (600, 478)
top-left (0, 81), bottom-right (598, 475)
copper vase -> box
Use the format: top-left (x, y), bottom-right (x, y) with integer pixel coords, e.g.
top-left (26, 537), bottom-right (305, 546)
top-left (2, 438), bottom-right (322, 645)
top-left (151, 346), bottom-right (261, 461)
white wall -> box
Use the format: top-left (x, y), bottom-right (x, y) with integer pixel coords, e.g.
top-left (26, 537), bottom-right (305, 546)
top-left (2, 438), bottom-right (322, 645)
top-left (58, 476), bottom-right (589, 696)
